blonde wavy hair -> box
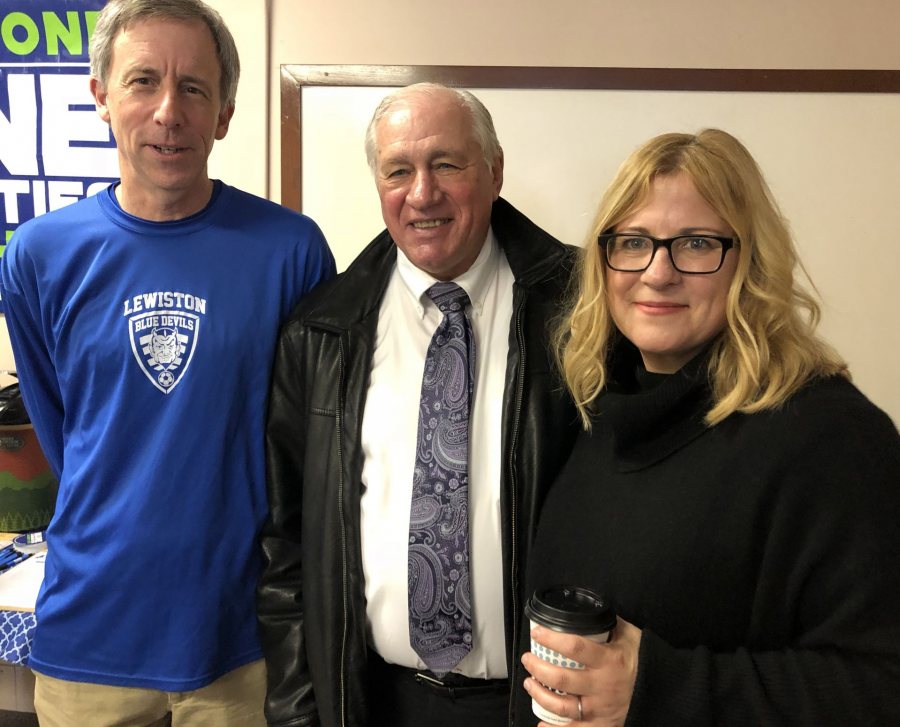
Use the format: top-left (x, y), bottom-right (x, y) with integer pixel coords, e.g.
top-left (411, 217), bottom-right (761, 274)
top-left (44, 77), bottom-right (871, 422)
top-left (558, 129), bottom-right (847, 428)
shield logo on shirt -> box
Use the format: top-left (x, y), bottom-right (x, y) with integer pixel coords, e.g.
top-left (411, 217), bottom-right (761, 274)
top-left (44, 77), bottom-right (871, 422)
top-left (128, 311), bottom-right (200, 394)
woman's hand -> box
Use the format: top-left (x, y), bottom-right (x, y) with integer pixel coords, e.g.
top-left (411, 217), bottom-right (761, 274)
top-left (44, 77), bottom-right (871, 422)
top-left (521, 617), bottom-right (642, 726)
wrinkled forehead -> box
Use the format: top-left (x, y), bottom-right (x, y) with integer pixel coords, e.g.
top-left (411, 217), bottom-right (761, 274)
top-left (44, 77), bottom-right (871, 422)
top-left (112, 16), bottom-right (219, 68)
top-left (375, 94), bottom-right (478, 156)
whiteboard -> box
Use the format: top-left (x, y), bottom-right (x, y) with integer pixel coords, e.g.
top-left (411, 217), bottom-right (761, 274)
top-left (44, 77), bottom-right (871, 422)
top-left (293, 78), bottom-right (900, 426)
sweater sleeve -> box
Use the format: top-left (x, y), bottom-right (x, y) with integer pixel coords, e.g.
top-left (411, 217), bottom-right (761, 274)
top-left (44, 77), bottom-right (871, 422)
top-left (626, 390), bottom-right (900, 727)
top-left (630, 629), bottom-right (900, 725)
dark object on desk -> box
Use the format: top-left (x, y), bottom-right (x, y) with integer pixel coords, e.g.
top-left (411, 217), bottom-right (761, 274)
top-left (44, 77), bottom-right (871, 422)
top-left (0, 547), bottom-right (32, 574)
top-left (0, 709), bottom-right (40, 726)
top-left (0, 375), bottom-right (58, 533)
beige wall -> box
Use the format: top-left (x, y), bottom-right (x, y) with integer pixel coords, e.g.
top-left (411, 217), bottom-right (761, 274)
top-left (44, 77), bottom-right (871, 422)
top-left (206, 0), bottom-right (268, 197)
top-left (268, 0), bottom-right (899, 68)
top-left (265, 0), bottom-right (900, 200)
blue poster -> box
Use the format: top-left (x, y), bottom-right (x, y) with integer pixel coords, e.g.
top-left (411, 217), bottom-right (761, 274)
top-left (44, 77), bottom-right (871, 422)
top-left (1, 0), bottom-right (117, 262)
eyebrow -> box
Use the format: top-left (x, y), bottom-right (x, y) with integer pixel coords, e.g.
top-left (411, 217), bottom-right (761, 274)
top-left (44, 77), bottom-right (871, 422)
top-left (179, 74), bottom-right (213, 89)
top-left (122, 66), bottom-right (213, 89)
top-left (616, 227), bottom-right (730, 236)
top-left (379, 148), bottom-right (465, 168)
top-left (122, 64), bottom-right (158, 77)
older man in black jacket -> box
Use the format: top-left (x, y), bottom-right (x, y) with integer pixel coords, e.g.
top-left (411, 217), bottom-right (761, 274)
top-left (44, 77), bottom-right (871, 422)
top-left (258, 83), bottom-right (578, 727)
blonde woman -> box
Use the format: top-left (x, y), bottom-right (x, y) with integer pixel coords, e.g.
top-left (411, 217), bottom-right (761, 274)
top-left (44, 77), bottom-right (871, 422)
top-left (516, 129), bottom-right (900, 726)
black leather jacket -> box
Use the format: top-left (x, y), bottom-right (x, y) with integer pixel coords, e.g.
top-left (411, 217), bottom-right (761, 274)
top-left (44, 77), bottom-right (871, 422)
top-left (258, 198), bottom-right (579, 727)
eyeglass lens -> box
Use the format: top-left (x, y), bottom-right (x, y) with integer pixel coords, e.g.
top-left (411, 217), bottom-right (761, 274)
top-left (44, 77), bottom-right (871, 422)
top-left (605, 235), bottom-right (726, 273)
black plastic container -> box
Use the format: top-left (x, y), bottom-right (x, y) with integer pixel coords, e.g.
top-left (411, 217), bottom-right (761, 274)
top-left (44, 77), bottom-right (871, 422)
top-left (525, 585), bottom-right (616, 637)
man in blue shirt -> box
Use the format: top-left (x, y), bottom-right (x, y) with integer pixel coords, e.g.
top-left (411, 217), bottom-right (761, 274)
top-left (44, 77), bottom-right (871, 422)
top-left (0, 1), bottom-right (334, 724)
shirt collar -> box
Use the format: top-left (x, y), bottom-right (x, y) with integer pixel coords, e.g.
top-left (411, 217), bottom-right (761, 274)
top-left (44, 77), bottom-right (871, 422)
top-left (396, 227), bottom-right (499, 319)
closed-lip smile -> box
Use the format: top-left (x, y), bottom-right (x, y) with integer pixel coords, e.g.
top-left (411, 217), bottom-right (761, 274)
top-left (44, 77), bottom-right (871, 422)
top-left (635, 300), bottom-right (687, 312)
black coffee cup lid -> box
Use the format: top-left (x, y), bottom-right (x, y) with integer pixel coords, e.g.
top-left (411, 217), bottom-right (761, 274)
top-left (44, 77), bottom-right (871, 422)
top-left (525, 585), bottom-right (616, 635)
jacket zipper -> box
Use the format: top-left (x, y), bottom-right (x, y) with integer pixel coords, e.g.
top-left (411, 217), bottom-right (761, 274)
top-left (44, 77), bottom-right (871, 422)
top-left (337, 338), bottom-right (349, 727)
top-left (507, 293), bottom-right (527, 725)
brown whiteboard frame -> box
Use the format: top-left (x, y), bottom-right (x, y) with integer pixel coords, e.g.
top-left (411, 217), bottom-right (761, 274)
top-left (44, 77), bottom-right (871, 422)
top-left (279, 64), bottom-right (900, 210)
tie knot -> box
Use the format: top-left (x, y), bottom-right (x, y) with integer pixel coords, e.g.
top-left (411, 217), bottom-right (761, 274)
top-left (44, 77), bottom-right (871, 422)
top-left (426, 282), bottom-right (470, 315)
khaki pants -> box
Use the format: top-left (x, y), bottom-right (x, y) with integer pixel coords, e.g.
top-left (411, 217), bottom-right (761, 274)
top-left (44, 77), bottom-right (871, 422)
top-left (33, 659), bottom-right (267, 727)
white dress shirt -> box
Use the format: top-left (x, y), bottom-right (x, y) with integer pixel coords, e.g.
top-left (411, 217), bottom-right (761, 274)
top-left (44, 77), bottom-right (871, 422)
top-left (360, 229), bottom-right (514, 679)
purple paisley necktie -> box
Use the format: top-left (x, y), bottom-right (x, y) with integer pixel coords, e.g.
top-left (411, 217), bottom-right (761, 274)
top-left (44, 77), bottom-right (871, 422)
top-left (408, 282), bottom-right (475, 676)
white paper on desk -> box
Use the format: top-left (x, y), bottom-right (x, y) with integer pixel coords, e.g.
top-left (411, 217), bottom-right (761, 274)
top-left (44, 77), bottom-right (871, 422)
top-left (0, 551), bottom-right (45, 611)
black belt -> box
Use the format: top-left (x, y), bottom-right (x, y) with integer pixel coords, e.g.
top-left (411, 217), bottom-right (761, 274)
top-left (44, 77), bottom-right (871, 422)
top-left (411, 669), bottom-right (510, 697)
top-left (369, 650), bottom-right (509, 698)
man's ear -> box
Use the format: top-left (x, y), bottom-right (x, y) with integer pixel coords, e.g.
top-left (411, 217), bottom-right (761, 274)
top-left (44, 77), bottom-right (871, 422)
top-left (90, 77), bottom-right (111, 125)
top-left (215, 104), bottom-right (235, 141)
top-left (491, 147), bottom-right (505, 200)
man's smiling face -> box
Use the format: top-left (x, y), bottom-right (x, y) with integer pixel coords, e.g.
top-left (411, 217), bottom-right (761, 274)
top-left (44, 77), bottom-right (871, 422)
top-left (90, 16), bottom-right (233, 220)
top-left (373, 90), bottom-right (503, 281)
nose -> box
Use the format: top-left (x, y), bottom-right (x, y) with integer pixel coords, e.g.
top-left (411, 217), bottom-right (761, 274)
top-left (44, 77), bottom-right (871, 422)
top-left (640, 247), bottom-right (681, 286)
top-left (406, 169), bottom-right (440, 207)
top-left (153, 86), bottom-right (183, 129)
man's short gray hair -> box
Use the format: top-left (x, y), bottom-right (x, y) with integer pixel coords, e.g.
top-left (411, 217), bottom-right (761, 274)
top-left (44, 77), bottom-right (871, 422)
top-left (364, 83), bottom-right (502, 172)
top-left (89, 0), bottom-right (240, 108)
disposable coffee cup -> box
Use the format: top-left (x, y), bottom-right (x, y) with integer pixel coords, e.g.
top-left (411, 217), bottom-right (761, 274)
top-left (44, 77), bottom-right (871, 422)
top-left (524, 585), bottom-right (616, 725)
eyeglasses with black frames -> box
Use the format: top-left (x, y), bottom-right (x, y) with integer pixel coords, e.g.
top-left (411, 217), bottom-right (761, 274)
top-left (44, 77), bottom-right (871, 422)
top-left (597, 233), bottom-right (739, 274)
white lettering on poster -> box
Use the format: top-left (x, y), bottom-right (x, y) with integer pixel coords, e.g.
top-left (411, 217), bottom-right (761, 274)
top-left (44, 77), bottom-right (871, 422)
top-left (0, 179), bottom-right (110, 223)
top-left (0, 74), bottom-right (38, 176)
top-left (0, 72), bottom-right (117, 226)
top-left (40, 74), bottom-right (117, 178)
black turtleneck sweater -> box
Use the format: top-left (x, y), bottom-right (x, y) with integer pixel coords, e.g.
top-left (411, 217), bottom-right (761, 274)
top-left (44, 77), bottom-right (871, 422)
top-left (514, 346), bottom-right (900, 726)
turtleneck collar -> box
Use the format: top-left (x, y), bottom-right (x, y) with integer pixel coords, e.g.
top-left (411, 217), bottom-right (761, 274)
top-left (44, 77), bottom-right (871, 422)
top-left (592, 340), bottom-right (714, 472)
